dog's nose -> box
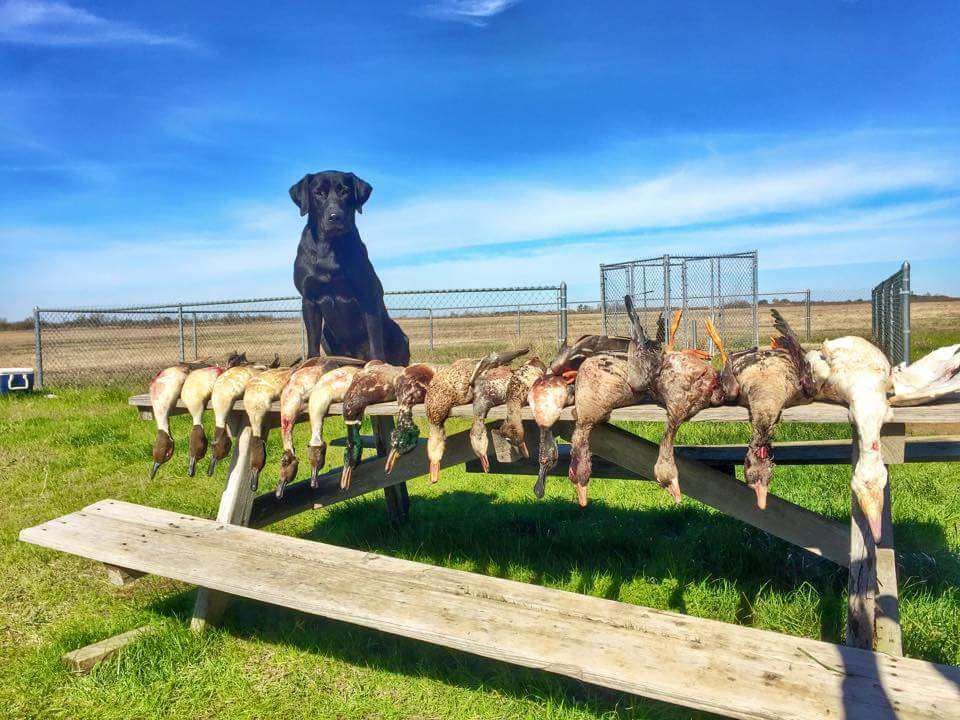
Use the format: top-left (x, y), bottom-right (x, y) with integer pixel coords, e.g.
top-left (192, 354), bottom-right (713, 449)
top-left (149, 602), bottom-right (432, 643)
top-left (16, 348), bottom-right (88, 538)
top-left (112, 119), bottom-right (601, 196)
top-left (327, 211), bottom-right (341, 224)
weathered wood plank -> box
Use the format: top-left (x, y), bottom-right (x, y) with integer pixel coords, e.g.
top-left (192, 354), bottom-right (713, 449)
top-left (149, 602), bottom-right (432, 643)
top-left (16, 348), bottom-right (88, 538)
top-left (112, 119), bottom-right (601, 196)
top-left (62, 626), bottom-right (150, 673)
top-left (191, 410), bottom-right (254, 632)
top-left (128, 394), bottom-right (960, 425)
top-left (466, 436), bottom-right (960, 476)
top-left (563, 422), bottom-right (852, 567)
top-left (248, 427), bottom-right (476, 528)
top-left (104, 564), bottom-right (145, 586)
top-left (22, 500), bottom-right (960, 720)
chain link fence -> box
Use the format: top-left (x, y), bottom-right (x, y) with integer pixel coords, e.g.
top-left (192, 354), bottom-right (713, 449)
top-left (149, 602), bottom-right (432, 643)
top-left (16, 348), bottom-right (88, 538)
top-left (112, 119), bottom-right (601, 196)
top-left (872, 261), bottom-right (911, 365)
top-left (600, 253), bottom-right (759, 352)
top-left (30, 285), bottom-right (567, 387)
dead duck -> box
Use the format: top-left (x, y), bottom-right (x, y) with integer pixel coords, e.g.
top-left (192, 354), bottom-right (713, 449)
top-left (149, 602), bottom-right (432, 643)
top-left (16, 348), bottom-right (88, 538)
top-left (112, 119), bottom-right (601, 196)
top-left (339, 361), bottom-right (406, 489)
top-left (528, 333), bottom-right (630, 499)
top-left (805, 336), bottom-right (894, 542)
top-left (301, 365), bottom-right (362, 490)
top-left (497, 357), bottom-right (547, 458)
top-left (425, 348), bottom-right (529, 485)
top-left (276, 356), bottom-right (364, 498)
top-left (889, 343), bottom-right (960, 405)
top-left (181, 353), bottom-right (247, 477)
top-left (148, 359), bottom-right (211, 479)
top-left (469, 365), bottom-right (514, 473)
top-left (709, 309), bottom-right (816, 509)
top-left (245, 359), bottom-right (311, 491)
top-left (385, 363), bottom-right (441, 474)
top-left (206, 356), bottom-right (279, 476)
top-left (653, 309), bottom-right (726, 504)
top-left (568, 298), bottom-right (661, 506)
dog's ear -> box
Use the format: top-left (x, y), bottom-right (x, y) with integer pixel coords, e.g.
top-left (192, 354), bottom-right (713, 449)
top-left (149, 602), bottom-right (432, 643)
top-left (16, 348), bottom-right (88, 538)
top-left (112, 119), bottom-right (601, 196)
top-left (289, 174), bottom-right (311, 217)
top-left (350, 174), bottom-right (373, 214)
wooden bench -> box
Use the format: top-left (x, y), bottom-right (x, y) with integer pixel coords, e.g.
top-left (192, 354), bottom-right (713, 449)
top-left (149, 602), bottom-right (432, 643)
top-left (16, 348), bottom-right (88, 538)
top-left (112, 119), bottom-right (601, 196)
top-left (21, 499), bottom-right (960, 720)
top-left (17, 393), bottom-right (960, 718)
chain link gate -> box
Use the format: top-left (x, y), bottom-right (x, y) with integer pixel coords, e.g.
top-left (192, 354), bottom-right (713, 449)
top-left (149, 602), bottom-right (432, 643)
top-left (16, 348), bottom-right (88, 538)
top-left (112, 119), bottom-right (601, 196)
top-left (871, 261), bottom-right (911, 366)
top-left (32, 285), bottom-right (568, 387)
top-left (600, 252), bottom-right (759, 352)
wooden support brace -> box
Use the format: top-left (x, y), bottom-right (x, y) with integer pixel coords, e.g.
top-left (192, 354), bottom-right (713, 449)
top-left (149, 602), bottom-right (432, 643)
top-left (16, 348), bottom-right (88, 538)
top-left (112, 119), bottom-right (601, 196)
top-left (103, 563), bottom-right (145, 586)
top-left (191, 410), bottom-right (254, 632)
top-left (62, 626), bottom-right (150, 673)
top-left (557, 421), bottom-right (851, 567)
top-left (847, 426), bottom-right (903, 655)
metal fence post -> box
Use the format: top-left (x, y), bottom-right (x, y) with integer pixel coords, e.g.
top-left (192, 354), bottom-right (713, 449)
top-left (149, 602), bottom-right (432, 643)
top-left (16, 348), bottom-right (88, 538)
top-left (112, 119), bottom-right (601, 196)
top-left (681, 260), bottom-right (689, 347)
top-left (191, 313), bottom-right (198, 359)
top-left (804, 289), bottom-right (812, 341)
top-left (177, 305), bottom-right (185, 362)
top-left (599, 265), bottom-right (608, 335)
top-left (300, 321), bottom-right (307, 359)
top-left (557, 282), bottom-right (568, 347)
top-left (33, 307), bottom-right (44, 389)
top-left (751, 252), bottom-right (759, 348)
top-left (901, 261), bottom-right (911, 365)
top-left (428, 309), bottom-right (434, 350)
top-left (516, 304), bottom-right (521, 338)
top-left (662, 254), bottom-right (671, 336)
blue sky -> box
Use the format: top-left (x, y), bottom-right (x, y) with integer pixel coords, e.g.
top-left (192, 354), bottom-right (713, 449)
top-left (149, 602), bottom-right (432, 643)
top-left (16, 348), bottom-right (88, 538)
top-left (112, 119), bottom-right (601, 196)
top-left (1, 0), bottom-right (958, 318)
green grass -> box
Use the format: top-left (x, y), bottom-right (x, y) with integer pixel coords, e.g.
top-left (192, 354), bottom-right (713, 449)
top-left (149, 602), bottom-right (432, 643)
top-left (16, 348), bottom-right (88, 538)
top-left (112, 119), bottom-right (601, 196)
top-left (2, 386), bottom-right (959, 720)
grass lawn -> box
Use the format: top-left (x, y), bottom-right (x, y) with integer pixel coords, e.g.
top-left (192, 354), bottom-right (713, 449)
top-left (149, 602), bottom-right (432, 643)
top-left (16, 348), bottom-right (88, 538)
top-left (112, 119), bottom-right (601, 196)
top-left (2, 382), bottom-right (959, 720)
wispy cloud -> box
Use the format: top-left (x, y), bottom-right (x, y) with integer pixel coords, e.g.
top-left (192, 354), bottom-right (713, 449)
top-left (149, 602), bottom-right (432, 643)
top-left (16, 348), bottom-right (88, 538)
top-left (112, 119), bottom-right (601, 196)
top-left (423, 0), bottom-right (520, 26)
top-left (0, 0), bottom-right (197, 48)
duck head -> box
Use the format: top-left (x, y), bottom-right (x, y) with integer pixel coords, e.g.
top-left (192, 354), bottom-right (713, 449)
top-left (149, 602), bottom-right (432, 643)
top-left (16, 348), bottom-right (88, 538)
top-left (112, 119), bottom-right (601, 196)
top-left (187, 424), bottom-right (208, 477)
top-left (207, 427), bottom-right (231, 476)
top-left (249, 437), bottom-right (266, 491)
top-left (567, 424), bottom-right (592, 507)
top-left (278, 449), bottom-right (299, 493)
top-left (386, 409), bottom-right (420, 474)
top-left (150, 430), bottom-right (174, 479)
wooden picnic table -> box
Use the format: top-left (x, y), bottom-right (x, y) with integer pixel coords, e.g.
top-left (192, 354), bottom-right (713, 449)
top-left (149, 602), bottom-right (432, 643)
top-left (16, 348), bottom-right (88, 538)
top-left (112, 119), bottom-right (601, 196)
top-left (126, 392), bottom-right (960, 656)
top-left (18, 393), bottom-right (960, 719)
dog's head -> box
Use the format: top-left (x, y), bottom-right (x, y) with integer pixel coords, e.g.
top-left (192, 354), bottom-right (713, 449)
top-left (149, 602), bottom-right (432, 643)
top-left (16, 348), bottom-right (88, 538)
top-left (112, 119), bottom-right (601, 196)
top-left (289, 170), bottom-right (372, 235)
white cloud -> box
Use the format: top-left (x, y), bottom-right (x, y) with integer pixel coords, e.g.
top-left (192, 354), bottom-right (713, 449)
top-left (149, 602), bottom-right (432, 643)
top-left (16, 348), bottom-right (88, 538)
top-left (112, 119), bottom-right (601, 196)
top-left (4, 133), bottom-right (960, 318)
top-left (423, 0), bottom-right (520, 26)
top-left (0, 0), bottom-right (196, 48)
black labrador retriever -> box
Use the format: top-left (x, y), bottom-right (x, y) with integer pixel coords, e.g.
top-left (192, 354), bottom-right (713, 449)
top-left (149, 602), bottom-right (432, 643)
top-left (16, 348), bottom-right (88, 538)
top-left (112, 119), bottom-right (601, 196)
top-left (290, 170), bottom-right (410, 365)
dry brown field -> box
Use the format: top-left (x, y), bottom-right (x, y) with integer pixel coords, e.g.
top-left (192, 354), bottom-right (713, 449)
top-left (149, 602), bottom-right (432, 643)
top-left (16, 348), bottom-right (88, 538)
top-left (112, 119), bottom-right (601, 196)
top-left (3, 299), bottom-right (959, 385)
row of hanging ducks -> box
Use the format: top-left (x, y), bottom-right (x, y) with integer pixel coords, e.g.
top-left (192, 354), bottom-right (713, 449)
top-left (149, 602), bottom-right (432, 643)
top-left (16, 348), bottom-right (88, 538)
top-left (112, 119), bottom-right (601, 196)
top-left (147, 300), bottom-right (960, 542)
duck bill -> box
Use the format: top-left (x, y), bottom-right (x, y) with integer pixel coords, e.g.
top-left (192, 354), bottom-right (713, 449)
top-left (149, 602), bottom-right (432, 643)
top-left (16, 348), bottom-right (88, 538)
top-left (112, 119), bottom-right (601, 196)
top-left (429, 459), bottom-right (441, 484)
top-left (519, 439), bottom-right (530, 459)
top-left (149, 461), bottom-right (161, 479)
top-left (534, 462), bottom-right (550, 499)
top-left (575, 482), bottom-right (589, 507)
top-left (206, 456), bottom-right (219, 476)
top-left (477, 452), bottom-right (490, 474)
top-left (855, 486), bottom-right (885, 543)
top-left (751, 482), bottom-right (769, 510)
top-left (666, 479), bottom-right (682, 505)
top-left (384, 448), bottom-right (401, 475)
top-left (340, 463), bottom-right (353, 490)
top-left (187, 456), bottom-right (198, 477)
top-left (249, 467), bottom-right (261, 492)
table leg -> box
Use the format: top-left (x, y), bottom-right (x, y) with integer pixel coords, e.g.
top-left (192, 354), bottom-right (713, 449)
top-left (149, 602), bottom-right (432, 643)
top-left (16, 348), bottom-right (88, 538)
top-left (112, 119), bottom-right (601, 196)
top-left (846, 425), bottom-right (903, 655)
top-left (191, 410), bottom-right (254, 631)
top-left (372, 415), bottom-right (410, 525)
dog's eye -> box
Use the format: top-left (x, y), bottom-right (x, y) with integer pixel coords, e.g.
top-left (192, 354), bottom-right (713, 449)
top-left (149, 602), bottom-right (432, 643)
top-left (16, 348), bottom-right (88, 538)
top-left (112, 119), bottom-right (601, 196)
top-left (338, 185), bottom-right (349, 196)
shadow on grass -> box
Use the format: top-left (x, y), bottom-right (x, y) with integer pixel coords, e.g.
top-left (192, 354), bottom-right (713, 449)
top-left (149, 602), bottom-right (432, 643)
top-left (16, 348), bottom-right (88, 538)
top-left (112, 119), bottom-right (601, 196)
top-left (140, 488), bottom-right (959, 718)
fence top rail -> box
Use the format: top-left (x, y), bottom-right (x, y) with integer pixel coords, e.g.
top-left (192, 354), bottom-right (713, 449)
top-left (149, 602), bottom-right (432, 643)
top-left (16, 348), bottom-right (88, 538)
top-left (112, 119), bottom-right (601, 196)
top-left (600, 252), bottom-right (757, 270)
top-left (34, 285), bottom-right (564, 315)
top-left (873, 261), bottom-right (910, 293)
